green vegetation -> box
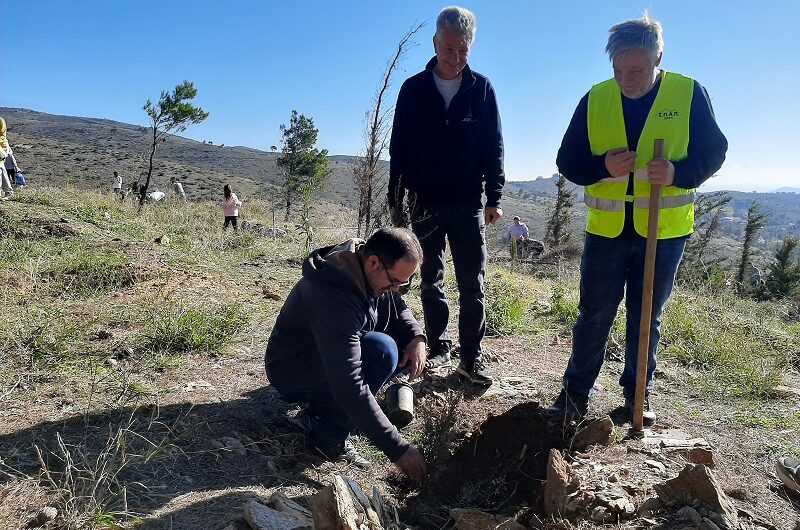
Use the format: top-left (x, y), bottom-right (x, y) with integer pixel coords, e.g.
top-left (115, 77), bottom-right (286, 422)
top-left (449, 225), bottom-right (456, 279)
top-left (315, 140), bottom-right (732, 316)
top-left (2, 185), bottom-right (800, 526)
top-left (661, 291), bottom-right (798, 396)
top-left (140, 302), bottom-right (249, 356)
top-left (550, 282), bottom-right (579, 327)
top-left (484, 270), bottom-right (529, 336)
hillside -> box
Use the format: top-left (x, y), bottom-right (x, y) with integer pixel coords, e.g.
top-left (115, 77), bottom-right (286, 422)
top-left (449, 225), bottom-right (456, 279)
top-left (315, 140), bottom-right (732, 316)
top-left (0, 107), bottom-right (361, 212)
top-left (0, 187), bottom-right (798, 529)
top-left (3, 106), bottom-right (799, 269)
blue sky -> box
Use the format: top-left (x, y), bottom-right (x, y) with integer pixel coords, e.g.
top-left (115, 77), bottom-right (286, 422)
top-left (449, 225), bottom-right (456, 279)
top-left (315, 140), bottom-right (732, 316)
top-left (2, 1), bottom-right (798, 192)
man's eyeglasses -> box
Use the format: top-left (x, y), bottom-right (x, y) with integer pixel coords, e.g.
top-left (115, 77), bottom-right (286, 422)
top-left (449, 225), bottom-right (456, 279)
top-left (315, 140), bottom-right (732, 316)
top-left (378, 256), bottom-right (415, 293)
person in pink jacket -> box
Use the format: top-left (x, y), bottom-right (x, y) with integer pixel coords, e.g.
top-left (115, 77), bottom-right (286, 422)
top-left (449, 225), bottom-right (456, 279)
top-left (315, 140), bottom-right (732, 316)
top-left (221, 184), bottom-right (242, 230)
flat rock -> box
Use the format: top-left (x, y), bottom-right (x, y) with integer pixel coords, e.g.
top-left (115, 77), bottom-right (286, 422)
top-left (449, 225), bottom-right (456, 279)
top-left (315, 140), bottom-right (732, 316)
top-left (450, 508), bottom-right (526, 530)
top-left (645, 459), bottom-right (666, 473)
top-left (243, 501), bottom-right (311, 530)
top-left (654, 464), bottom-right (738, 528)
top-left (571, 416), bottom-right (613, 450)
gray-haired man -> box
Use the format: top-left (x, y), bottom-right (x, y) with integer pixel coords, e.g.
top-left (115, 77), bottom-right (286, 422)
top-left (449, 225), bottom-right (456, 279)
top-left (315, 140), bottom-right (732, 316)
top-left (388, 6), bottom-right (504, 386)
top-left (547, 13), bottom-right (727, 424)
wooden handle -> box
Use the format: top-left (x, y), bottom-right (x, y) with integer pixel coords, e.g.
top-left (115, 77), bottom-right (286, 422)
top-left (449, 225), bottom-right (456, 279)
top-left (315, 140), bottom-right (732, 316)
top-left (632, 139), bottom-right (664, 431)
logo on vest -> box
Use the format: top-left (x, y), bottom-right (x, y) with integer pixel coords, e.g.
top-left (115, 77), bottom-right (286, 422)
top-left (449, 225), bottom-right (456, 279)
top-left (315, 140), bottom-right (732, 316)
top-left (657, 108), bottom-right (680, 120)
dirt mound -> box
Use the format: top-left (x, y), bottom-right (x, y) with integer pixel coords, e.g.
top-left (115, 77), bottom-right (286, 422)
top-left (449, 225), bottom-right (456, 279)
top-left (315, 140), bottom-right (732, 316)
top-left (1, 216), bottom-right (79, 239)
top-left (403, 402), bottom-right (575, 528)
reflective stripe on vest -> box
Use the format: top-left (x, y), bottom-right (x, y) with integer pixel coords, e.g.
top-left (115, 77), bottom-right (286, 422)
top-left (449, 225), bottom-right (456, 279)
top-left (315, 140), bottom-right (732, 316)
top-left (585, 191), bottom-right (695, 212)
top-left (585, 71), bottom-right (696, 238)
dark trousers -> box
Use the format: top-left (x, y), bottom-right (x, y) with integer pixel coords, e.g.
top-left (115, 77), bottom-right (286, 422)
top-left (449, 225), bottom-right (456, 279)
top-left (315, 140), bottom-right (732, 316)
top-left (563, 233), bottom-right (686, 398)
top-left (280, 332), bottom-right (399, 447)
top-left (410, 200), bottom-right (486, 361)
top-left (223, 216), bottom-right (238, 230)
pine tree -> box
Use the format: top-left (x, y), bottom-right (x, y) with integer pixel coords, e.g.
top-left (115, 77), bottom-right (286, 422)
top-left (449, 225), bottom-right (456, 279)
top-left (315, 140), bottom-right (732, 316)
top-left (141, 82), bottom-right (208, 208)
top-left (544, 174), bottom-right (575, 249)
top-left (679, 191), bottom-right (731, 282)
top-left (735, 200), bottom-right (767, 292)
top-left (757, 236), bottom-right (800, 300)
top-left (277, 111), bottom-right (330, 222)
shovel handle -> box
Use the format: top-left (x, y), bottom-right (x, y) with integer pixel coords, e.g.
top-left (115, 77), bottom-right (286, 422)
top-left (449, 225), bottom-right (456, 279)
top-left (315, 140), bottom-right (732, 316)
top-left (632, 139), bottom-right (664, 431)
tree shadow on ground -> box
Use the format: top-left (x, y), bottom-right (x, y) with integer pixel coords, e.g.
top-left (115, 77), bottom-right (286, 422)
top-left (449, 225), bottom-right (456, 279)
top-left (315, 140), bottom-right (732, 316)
top-left (0, 386), bottom-right (334, 529)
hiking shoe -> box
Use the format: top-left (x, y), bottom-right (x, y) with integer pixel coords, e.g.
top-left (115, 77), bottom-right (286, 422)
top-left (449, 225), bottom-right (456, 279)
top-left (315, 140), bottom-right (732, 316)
top-left (456, 357), bottom-right (493, 386)
top-left (625, 393), bottom-right (656, 427)
top-left (425, 342), bottom-right (453, 371)
top-left (425, 352), bottom-right (452, 370)
top-left (314, 437), bottom-right (371, 470)
top-left (546, 389), bottom-right (589, 420)
top-left (777, 457), bottom-right (800, 493)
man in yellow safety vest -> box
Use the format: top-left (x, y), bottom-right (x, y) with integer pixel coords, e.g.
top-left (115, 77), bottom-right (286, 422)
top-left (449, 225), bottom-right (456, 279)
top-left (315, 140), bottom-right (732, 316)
top-left (546, 12), bottom-right (727, 426)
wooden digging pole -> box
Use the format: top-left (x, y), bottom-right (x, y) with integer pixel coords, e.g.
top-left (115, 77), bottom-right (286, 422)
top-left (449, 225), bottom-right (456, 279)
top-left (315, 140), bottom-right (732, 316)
top-left (632, 138), bottom-right (665, 432)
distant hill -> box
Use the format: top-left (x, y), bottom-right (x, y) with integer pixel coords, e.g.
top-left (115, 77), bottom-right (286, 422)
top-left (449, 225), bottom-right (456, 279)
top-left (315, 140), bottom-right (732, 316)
top-left (2, 106), bottom-right (798, 260)
top-left (0, 107), bottom-right (361, 212)
top-left (506, 174), bottom-right (800, 248)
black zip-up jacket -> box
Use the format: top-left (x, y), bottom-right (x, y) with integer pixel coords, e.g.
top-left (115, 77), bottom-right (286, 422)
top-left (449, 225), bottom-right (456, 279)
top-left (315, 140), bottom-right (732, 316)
top-left (388, 57), bottom-right (505, 208)
top-left (264, 239), bottom-right (424, 462)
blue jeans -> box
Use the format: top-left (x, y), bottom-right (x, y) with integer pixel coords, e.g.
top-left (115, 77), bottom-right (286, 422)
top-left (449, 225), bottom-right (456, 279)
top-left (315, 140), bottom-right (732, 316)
top-left (410, 199), bottom-right (487, 361)
top-left (563, 233), bottom-right (686, 399)
top-left (282, 332), bottom-right (399, 447)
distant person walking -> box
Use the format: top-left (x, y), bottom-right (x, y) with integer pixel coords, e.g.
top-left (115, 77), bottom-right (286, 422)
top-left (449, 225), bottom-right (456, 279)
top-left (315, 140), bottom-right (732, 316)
top-left (0, 117), bottom-right (14, 200)
top-left (4, 145), bottom-right (22, 187)
top-left (112, 171), bottom-right (123, 198)
top-left (221, 184), bottom-right (242, 230)
top-left (171, 177), bottom-right (187, 202)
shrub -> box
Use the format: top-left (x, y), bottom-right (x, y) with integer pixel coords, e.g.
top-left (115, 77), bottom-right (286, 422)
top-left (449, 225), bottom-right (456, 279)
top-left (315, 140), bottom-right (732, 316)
top-left (550, 282), bottom-right (579, 327)
top-left (484, 270), bottom-right (528, 336)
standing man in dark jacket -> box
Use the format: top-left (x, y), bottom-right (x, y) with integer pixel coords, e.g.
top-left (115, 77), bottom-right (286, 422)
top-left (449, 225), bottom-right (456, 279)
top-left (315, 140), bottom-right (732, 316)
top-left (265, 228), bottom-right (427, 480)
top-left (388, 6), bottom-right (504, 386)
top-left (546, 13), bottom-right (727, 425)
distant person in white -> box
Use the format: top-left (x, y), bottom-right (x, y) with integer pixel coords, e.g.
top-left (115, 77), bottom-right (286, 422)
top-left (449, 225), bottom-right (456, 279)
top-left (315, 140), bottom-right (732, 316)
top-left (4, 145), bottom-right (22, 186)
top-left (112, 171), bottom-right (123, 197)
top-left (0, 117), bottom-right (15, 200)
top-left (171, 177), bottom-right (187, 202)
top-left (147, 190), bottom-right (166, 203)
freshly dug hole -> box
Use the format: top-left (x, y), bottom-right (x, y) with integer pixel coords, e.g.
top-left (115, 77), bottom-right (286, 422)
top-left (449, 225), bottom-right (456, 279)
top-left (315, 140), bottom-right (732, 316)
top-left (401, 401), bottom-right (575, 528)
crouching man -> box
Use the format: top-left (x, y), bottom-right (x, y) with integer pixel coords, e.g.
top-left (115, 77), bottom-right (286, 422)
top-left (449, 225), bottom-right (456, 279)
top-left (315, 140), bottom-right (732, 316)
top-left (265, 228), bottom-right (428, 480)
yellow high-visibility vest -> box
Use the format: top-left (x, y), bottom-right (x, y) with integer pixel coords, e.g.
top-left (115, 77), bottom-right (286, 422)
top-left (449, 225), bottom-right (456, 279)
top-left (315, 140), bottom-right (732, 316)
top-left (585, 71), bottom-right (695, 238)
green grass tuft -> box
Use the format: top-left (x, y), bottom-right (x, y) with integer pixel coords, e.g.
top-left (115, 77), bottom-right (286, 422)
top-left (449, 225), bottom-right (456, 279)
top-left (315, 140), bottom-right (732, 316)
top-left (484, 270), bottom-right (529, 336)
top-left (550, 282), bottom-right (579, 327)
top-left (140, 302), bottom-right (250, 356)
